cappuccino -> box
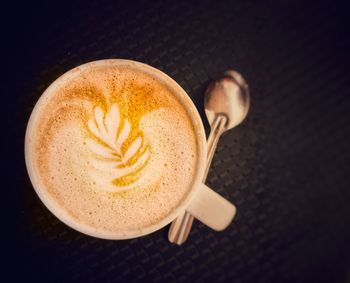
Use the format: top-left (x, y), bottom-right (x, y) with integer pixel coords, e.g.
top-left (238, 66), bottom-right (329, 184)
top-left (26, 61), bottom-right (199, 234)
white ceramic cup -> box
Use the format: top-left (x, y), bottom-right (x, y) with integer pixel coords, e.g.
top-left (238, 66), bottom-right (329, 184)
top-left (25, 59), bottom-right (236, 240)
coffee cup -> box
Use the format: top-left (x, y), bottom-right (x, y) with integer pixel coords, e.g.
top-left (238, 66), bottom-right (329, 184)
top-left (25, 59), bottom-right (236, 239)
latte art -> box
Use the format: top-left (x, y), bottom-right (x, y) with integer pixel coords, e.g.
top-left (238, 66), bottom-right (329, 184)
top-left (86, 103), bottom-right (150, 192)
top-left (27, 62), bottom-right (199, 234)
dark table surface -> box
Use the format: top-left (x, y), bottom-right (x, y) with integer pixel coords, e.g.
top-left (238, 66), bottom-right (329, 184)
top-left (3, 0), bottom-right (350, 282)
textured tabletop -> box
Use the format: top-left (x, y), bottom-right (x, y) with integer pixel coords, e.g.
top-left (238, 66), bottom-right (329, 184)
top-left (3, 0), bottom-right (350, 282)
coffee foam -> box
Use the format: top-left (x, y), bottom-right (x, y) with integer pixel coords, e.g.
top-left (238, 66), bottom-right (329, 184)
top-left (28, 64), bottom-right (198, 233)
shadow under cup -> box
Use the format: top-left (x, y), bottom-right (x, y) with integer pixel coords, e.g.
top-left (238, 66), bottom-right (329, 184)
top-left (25, 59), bottom-right (208, 240)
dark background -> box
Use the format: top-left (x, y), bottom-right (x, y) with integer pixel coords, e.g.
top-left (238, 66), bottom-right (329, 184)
top-left (2, 0), bottom-right (350, 282)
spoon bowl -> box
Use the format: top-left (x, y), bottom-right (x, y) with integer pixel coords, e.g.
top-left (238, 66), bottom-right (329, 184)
top-left (204, 70), bottom-right (250, 131)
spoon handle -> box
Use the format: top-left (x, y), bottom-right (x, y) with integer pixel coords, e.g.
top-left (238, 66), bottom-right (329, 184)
top-left (203, 114), bottom-right (226, 179)
top-left (168, 115), bottom-right (227, 245)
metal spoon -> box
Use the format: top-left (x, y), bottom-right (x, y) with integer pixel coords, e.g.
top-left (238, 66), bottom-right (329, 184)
top-left (168, 70), bottom-right (250, 245)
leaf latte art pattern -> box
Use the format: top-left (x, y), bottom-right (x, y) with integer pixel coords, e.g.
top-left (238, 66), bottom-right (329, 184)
top-left (86, 103), bottom-right (150, 191)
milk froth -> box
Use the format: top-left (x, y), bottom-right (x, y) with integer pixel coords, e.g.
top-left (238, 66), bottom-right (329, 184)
top-left (27, 63), bottom-right (198, 233)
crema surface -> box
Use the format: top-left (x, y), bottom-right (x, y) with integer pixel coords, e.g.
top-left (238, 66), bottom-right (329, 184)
top-left (27, 63), bottom-right (198, 233)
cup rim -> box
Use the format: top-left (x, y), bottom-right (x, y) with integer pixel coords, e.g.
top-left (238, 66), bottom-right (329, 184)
top-left (25, 59), bottom-right (207, 239)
